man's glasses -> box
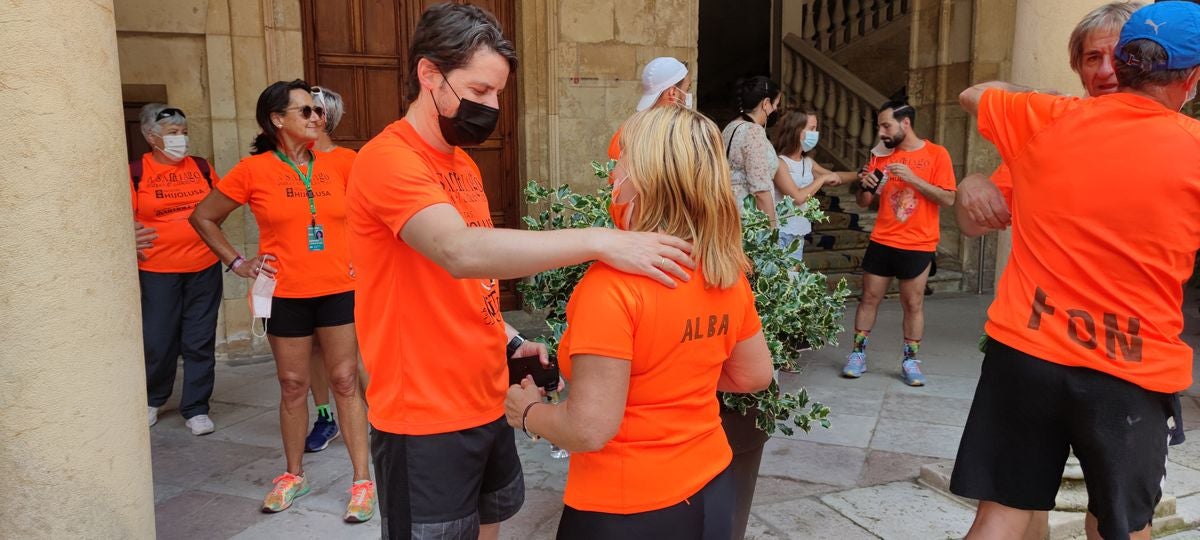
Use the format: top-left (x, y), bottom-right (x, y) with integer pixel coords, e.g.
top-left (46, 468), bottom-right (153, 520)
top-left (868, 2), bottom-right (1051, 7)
top-left (155, 108), bottom-right (186, 121)
top-left (283, 105), bottom-right (326, 119)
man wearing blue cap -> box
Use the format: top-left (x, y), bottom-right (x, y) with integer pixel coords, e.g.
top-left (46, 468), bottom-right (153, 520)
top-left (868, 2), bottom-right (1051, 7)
top-left (953, 2), bottom-right (1200, 538)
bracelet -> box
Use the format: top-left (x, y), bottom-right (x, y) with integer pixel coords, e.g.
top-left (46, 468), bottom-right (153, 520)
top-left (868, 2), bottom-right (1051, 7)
top-left (506, 335), bottom-right (526, 358)
top-left (225, 255), bottom-right (245, 273)
top-left (521, 401), bottom-right (541, 440)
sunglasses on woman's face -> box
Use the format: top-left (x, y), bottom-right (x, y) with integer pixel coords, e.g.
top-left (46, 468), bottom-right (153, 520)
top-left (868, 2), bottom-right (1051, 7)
top-left (155, 108), bottom-right (186, 121)
top-left (283, 105), bottom-right (326, 119)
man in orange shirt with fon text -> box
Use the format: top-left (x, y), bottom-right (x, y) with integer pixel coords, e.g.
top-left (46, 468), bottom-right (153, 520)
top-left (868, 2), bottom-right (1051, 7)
top-left (951, 3), bottom-right (1200, 539)
top-left (345, 4), bottom-right (695, 539)
top-left (842, 99), bottom-right (957, 386)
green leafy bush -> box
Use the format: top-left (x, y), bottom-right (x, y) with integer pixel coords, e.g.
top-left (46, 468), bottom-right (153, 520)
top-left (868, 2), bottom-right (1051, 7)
top-left (519, 160), bottom-right (848, 436)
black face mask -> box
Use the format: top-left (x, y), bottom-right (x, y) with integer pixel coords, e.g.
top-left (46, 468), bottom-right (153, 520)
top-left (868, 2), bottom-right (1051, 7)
top-left (766, 110), bottom-right (780, 128)
top-left (432, 75), bottom-right (499, 147)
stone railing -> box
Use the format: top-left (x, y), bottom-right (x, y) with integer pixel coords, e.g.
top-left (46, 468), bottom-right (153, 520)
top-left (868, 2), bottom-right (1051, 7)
top-left (781, 33), bottom-right (888, 171)
top-left (801, 0), bottom-right (912, 52)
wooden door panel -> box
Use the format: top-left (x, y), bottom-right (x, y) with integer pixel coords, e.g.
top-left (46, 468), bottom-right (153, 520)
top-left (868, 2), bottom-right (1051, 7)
top-left (312, 1), bottom-right (355, 53)
top-left (305, 0), bottom-right (521, 309)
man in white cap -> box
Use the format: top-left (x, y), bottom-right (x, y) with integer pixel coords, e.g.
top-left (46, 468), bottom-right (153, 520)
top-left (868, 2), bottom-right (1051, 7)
top-left (607, 56), bottom-right (692, 160)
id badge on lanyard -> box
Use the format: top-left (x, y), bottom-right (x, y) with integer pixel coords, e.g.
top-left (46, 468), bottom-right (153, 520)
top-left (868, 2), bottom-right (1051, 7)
top-left (308, 223), bottom-right (325, 251)
top-left (274, 150), bottom-right (324, 252)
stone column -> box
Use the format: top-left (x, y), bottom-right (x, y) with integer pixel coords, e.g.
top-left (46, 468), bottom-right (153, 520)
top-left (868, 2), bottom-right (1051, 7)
top-left (0, 1), bottom-right (156, 538)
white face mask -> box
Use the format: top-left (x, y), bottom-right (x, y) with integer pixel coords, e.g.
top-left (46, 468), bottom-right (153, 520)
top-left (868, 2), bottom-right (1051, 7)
top-left (802, 130), bottom-right (820, 152)
top-left (249, 271), bottom-right (276, 337)
top-left (684, 92), bottom-right (694, 109)
top-left (159, 134), bottom-right (188, 163)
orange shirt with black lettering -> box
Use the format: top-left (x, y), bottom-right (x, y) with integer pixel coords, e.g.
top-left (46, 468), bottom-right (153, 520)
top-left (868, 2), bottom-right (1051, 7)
top-left (347, 119), bottom-right (507, 435)
top-left (217, 152), bottom-right (354, 298)
top-left (557, 263), bottom-right (762, 514)
top-left (978, 89), bottom-right (1200, 393)
top-left (866, 141), bottom-right (956, 251)
top-left (319, 146), bottom-right (357, 185)
top-left (131, 154), bottom-right (220, 273)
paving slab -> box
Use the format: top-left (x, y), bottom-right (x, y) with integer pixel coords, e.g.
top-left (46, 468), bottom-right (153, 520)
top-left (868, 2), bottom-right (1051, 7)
top-left (869, 418), bottom-right (964, 460)
top-left (780, 412), bottom-right (877, 449)
top-left (752, 497), bottom-right (878, 540)
top-left (759, 438), bottom-right (868, 488)
top-left (860, 450), bottom-right (946, 487)
top-left (155, 490), bottom-right (271, 540)
top-left (229, 505), bottom-right (379, 539)
top-left (878, 391), bottom-right (972, 428)
top-left (820, 481), bottom-right (974, 540)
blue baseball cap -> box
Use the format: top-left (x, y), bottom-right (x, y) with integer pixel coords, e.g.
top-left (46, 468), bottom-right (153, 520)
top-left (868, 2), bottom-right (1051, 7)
top-left (1116, 1), bottom-right (1200, 70)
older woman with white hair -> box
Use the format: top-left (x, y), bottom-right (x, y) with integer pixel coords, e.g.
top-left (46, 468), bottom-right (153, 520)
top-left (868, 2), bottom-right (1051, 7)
top-left (131, 103), bottom-right (222, 435)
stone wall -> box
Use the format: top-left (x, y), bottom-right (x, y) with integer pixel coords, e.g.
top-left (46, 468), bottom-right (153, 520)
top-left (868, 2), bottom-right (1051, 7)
top-left (114, 0), bottom-right (303, 358)
top-left (518, 0), bottom-right (700, 194)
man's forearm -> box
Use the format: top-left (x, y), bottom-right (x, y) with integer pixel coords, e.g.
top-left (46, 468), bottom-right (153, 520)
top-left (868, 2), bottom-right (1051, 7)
top-left (959, 80), bottom-right (1033, 116)
top-left (907, 177), bottom-right (956, 206)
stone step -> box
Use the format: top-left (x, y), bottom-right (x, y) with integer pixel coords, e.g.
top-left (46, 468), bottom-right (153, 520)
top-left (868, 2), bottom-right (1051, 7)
top-left (812, 211), bottom-right (861, 232)
top-left (810, 229), bottom-right (871, 251)
top-left (803, 249), bottom-right (863, 273)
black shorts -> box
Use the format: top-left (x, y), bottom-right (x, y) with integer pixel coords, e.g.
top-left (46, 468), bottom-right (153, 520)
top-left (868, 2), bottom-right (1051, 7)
top-left (861, 240), bottom-right (934, 280)
top-left (371, 416), bottom-right (524, 539)
top-left (556, 467), bottom-right (734, 540)
top-left (950, 339), bottom-right (1173, 540)
top-left (266, 291), bottom-right (354, 337)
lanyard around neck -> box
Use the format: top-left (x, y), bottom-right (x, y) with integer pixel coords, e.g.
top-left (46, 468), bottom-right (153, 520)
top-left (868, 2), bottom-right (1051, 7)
top-left (274, 150), bottom-right (317, 226)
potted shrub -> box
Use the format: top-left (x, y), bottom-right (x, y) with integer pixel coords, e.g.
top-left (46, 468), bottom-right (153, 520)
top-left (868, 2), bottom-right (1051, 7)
top-left (519, 161), bottom-right (848, 536)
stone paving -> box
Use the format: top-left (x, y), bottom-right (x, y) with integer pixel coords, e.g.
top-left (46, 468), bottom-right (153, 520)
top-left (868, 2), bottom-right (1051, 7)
top-left (150, 292), bottom-right (1200, 539)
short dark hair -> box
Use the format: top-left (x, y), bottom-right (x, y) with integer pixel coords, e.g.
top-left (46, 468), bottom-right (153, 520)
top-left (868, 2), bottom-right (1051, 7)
top-left (1115, 39), bottom-right (1197, 89)
top-left (252, 79), bottom-right (312, 155)
top-left (405, 3), bottom-right (518, 103)
top-left (880, 100), bottom-right (916, 127)
top-left (734, 76), bottom-right (781, 121)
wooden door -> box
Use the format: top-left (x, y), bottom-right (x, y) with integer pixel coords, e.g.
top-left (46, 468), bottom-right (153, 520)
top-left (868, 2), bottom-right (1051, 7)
top-left (302, 0), bottom-right (522, 310)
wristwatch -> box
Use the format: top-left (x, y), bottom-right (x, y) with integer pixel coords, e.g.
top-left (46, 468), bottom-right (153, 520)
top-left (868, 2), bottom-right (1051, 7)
top-left (506, 335), bottom-right (526, 358)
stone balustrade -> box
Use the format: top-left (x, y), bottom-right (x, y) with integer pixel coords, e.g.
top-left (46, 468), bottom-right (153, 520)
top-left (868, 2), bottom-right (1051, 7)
top-left (801, 0), bottom-right (911, 52)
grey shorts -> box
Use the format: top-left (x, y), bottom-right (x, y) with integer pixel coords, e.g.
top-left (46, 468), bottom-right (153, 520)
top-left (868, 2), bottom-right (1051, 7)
top-left (371, 416), bottom-right (525, 539)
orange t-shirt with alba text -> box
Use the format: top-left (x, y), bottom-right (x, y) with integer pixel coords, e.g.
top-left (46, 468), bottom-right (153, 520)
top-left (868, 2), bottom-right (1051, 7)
top-left (347, 119), bottom-right (507, 436)
top-left (131, 154), bottom-right (220, 273)
top-left (865, 141), bottom-right (956, 251)
top-left (216, 151), bottom-right (354, 298)
top-left (978, 88), bottom-right (1200, 393)
top-left (557, 263), bottom-right (762, 514)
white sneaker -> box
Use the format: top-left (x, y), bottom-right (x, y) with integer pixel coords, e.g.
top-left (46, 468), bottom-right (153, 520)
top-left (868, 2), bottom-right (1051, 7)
top-left (186, 414), bottom-right (215, 436)
top-left (148, 406), bottom-right (159, 427)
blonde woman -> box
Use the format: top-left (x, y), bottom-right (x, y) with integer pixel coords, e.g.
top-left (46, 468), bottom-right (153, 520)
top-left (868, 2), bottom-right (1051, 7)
top-left (504, 105), bottom-right (774, 539)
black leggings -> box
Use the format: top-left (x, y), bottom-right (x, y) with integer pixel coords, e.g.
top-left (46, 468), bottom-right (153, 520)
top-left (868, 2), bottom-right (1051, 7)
top-left (556, 467), bottom-right (734, 540)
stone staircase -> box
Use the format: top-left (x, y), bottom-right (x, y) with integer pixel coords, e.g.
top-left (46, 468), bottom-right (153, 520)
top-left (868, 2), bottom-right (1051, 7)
top-left (782, 0), bottom-right (961, 297)
top-left (803, 181), bottom-right (964, 298)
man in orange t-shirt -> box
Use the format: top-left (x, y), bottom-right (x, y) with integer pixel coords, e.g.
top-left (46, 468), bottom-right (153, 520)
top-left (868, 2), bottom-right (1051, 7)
top-left (956, 1), bottom-right (1143, 236)
top-left (842, 100), bottom-right (956, 386)
top-left (345, 5), bottom-right (695, 538)
top-left (606, 56), bottom-right (692, 163)
top-left (950, 4), bottom-right (1200, 538)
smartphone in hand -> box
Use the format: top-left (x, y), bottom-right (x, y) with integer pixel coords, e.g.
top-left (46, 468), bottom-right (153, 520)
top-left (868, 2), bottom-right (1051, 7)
top-left (508, 354), bottom-right (560, 392)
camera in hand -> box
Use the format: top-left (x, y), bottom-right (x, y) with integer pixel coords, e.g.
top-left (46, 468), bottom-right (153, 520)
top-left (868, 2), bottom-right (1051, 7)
top-left (508, 354), bottom-right (560, 391)
top-left (865, 169), bottom-right (887, 194)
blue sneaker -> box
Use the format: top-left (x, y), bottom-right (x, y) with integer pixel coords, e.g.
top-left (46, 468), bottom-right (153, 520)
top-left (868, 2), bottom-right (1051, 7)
top-left (305, 415), bottom-right (339, 452)
top-left (901, 359), bottom-right (926, 386)
top-left (842, 352), bottom-right (867, 378)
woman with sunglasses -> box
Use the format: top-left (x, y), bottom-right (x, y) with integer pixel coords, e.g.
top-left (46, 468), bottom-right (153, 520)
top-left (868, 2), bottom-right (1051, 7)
top-left (133, 103), bottom-right (222, 436)
top-left (190, 80), bottom-right (375, 522)
top-left (505, 105), bottom-right (773, 538)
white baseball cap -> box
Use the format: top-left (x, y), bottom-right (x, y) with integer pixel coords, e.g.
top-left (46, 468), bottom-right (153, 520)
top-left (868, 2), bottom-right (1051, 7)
top-left (636, 57), bottom-right (688, 112)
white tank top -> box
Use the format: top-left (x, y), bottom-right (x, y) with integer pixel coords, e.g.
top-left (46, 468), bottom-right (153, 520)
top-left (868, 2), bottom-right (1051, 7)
top-left (774, 155), bottom-right (814, 236)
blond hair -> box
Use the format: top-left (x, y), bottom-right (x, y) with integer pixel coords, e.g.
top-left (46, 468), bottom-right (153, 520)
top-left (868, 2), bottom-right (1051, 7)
top-left (618, 106), bottom-right (750, 289)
